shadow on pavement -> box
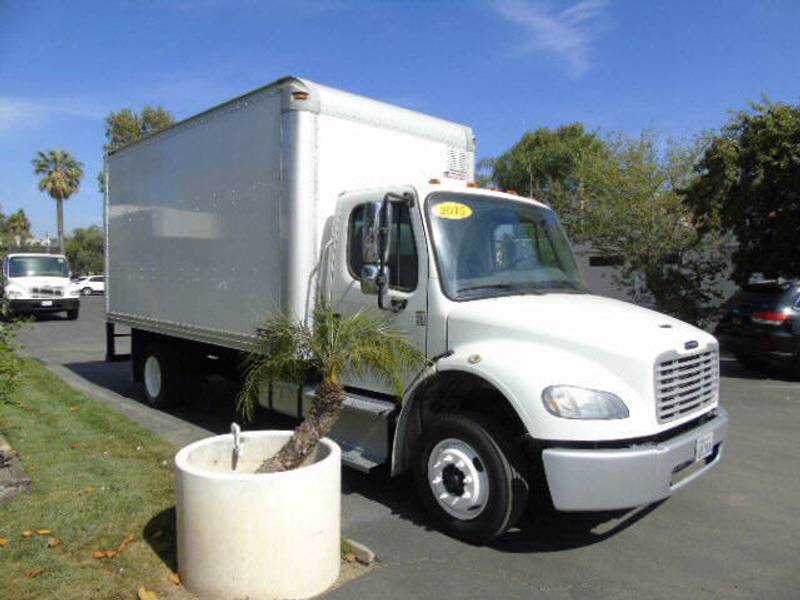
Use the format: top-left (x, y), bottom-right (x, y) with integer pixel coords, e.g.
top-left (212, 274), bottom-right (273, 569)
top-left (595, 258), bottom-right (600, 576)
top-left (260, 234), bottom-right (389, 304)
top-left (341, 466), bottom-right (663, 553)
top-left (62, 361), bottom-right (295, 435)
top-left (719, 356), bottom-right (798, 382)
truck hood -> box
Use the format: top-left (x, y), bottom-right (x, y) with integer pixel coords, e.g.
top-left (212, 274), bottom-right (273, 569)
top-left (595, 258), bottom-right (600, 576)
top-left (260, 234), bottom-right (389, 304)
top-left (446, 293), bottom-right (715, 357)
top-left (445, 293), bottom-right (718, 433)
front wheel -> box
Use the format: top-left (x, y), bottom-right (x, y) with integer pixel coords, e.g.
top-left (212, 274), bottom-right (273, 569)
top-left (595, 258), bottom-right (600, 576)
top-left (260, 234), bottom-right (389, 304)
top-left (413, 413), bottom-right (529, 544)
top-left (81, 287), bottom-right (93, 296)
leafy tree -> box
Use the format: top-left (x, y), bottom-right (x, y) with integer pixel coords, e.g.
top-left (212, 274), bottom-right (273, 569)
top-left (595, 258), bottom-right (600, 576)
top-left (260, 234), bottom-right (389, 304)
top-left (65, 225), bottom-right (104, 275)
top-left (32, 150), bottom-right (84, 254)
top-left (580, 131), bottom-right (729, 325)
top-left (491, 124), bottom-right (610, 238)
top-left (683, 99), bottom-right (800, 284)
top-left (239, 301), bottom-right (426, 473)
top-left (3, 209), bottom-right (31, 238)
top-left (98, 106), bottom-right (175, 191)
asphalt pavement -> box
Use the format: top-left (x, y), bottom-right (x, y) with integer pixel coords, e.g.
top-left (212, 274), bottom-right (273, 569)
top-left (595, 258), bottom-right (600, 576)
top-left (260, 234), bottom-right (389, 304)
top-left (16, 297), bottom-right (800, 599)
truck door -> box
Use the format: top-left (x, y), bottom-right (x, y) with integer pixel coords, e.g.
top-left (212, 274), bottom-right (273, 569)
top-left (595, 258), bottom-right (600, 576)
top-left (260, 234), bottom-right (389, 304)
top-left (330, 187), bottom-right (428, 395)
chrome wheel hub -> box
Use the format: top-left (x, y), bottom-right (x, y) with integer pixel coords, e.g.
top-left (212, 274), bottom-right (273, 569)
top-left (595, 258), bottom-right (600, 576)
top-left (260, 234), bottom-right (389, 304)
top-left (427, 438), bottom-right (489, 520)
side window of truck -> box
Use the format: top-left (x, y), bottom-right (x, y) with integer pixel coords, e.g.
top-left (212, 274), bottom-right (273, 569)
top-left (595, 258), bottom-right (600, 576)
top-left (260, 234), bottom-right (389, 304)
top-left (348, 204), bottom-right (418, 292)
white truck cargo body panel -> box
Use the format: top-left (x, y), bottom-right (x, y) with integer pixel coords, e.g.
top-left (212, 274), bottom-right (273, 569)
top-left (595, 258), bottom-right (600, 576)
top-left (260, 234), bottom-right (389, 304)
top-left (106, 77), bottom-right (474, 349)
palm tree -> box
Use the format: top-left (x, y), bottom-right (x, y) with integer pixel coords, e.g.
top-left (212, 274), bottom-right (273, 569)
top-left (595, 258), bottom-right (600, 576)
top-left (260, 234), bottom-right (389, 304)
top-left (239, 300), bottom-right (427, 473)
top-left (32, 150), bottom-right (84, 253)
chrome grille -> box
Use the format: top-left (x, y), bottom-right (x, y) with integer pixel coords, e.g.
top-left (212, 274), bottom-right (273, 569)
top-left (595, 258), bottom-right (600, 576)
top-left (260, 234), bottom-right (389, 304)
top-left (655, 350), bottom-right (718, 423)
top-left (30, 287), bottom-right (64, 298)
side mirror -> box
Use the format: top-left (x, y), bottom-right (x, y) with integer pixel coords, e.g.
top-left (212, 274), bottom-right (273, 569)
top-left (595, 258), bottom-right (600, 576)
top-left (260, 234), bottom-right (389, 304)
top-left (360, 200), bottom-right (393, 297)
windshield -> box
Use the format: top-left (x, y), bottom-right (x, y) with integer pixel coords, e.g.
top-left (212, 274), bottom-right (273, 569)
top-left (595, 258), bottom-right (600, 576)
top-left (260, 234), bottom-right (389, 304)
top-left (8, 256), bottom-right (70, 278)
top-left (426, 193), bottom-right (585, 300)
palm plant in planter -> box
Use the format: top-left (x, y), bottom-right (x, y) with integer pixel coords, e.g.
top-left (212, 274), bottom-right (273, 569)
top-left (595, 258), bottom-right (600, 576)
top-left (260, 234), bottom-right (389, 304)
top-left (238, 300), bottom-right (427, 473)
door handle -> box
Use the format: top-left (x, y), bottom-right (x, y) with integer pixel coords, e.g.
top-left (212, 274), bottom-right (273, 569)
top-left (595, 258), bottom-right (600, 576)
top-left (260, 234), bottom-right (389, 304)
top-left (390, 298), bottom-right (407, 313)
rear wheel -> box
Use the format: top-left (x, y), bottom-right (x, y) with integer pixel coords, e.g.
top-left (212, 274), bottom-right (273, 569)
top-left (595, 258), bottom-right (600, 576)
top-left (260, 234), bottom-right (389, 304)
top-left (81, 287), bottom-right (92, 296)
top-left (142, 345), bottom-right (180, 408)
top-left (413, 413), bottom-right (529, 544)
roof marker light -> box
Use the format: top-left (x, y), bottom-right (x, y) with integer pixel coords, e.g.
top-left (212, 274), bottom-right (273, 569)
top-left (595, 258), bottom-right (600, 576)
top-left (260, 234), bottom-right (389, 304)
top-left (292, 91), bottom-right (309, 100)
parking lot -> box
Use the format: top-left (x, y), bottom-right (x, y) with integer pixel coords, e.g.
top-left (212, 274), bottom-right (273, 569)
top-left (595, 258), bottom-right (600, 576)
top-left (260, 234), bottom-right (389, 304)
top-left (16, 297), bottom-right (800, 599)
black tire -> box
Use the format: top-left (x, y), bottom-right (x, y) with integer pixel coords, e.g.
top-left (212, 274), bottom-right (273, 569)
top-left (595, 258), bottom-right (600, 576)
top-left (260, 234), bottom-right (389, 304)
top-left (413, 412), bottom-right (529, 544)
top-left (734, 352), bottom-right (768, 372)
top-left (141, 344), bottom-right (180, 408)
top-left (66, 309), bottom-right (79, 320)
top-left (81, 287), bottom-right (93, 296)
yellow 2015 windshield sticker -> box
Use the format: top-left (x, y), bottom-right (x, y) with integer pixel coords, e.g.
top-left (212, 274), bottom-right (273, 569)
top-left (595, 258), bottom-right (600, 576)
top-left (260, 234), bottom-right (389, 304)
top-left (433, 202), bottom-right (473, 220)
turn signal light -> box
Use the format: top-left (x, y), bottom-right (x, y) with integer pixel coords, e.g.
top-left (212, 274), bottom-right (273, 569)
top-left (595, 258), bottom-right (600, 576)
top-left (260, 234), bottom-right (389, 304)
top-left (466, 182), bottom-right (478, 188)
top-left (429, 178), bottom-right (441, 184)
top-left (751, 311), bottom-right (790, 325)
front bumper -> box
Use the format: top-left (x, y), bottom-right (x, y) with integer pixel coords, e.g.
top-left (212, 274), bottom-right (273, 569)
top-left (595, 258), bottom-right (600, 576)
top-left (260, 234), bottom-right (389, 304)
top-left (7, 298), bottom-right (79, 313)
top-left (542, 407), bottom-right (729, 511)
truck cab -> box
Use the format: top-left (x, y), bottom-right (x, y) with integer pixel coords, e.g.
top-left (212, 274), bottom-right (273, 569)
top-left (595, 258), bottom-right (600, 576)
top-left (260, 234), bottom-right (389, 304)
top-left (325, 180), bottom-right (728, 541)
top-left (2, 253), bottom-right (80, 319)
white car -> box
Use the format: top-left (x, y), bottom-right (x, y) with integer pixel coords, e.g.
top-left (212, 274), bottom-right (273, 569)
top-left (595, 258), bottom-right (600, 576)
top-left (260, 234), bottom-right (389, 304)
top-left (73, 275), bottom-right (105, 296)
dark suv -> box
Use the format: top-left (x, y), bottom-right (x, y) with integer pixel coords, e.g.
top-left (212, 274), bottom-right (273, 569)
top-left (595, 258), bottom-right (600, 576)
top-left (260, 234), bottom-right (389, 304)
top-left (716, 279), bottom-right (800, 372)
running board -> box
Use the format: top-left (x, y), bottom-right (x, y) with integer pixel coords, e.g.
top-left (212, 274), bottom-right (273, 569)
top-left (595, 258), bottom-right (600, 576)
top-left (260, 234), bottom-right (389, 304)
top-left (302, 387), bottom-right (396, 472)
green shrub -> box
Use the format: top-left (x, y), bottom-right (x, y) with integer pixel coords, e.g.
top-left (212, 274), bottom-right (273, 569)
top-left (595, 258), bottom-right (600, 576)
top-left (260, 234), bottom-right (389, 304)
top-left (0, 312), bottom-right (22, 404)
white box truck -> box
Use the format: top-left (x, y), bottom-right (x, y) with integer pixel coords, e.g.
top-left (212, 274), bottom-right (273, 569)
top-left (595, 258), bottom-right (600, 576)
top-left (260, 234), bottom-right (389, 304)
top-left (2, 253), bottom-right (80, 319)
top-left (105, 76), bottom-right (728, 542)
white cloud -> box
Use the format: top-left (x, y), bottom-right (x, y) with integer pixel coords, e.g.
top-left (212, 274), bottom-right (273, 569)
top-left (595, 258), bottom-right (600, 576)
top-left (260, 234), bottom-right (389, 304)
top-left (0, 97), bottom-right (103, 135)
top-left (493, 0), bottom-right (609, 77)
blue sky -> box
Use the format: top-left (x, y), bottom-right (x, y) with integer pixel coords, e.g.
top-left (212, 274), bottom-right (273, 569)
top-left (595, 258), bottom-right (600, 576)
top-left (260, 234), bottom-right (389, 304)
top-left (2, 0), bottom-right (799, 236)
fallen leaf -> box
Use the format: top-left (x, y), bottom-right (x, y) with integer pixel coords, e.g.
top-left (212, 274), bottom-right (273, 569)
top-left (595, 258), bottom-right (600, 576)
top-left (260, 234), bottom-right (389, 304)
top-left (344, 552), bottom-right (356, 563)
top-left (92, 551), bottom-right (106, 559)
top-left (167, 572), bottom-right (181, 585)
top-left (68, 406), bottom-right (80, 412)
top-left (21, 530), bottom-right (35, 538)
top-left (47, 537), bottom-right (60, 548)
top-left (117, 533), bottom-right (137, 552)
top-left (0, 537), bottom-right (9, 547)
top-left (138, 586), bottom-right (158, 600)
top-left (83, 485), bottom-right (96, 495)
top-left (27, 568), bottom-right (44, 579)
top-left (70, 443), bottom-right (81, 450)
top-left (36, 529), bottom-right (52, 536)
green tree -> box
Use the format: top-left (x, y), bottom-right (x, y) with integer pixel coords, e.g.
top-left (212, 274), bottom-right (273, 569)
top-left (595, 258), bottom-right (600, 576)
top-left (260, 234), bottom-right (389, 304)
top-left (65, 225), bottom-right (105, 275)
top-left (32, 150), bottom-right (84, 254)
top-left (4, 209), bottom-right (31, 238)
top-left (98, 106), bottom-right (175, 191)
top-left (238, 301), bottom-right (426, 473)
top-left (492, 124), bottom-right (610, 238)
top-left (580, 131), bottom-right (729, 325)
top-left (683, 99), bottom-right (800, 284)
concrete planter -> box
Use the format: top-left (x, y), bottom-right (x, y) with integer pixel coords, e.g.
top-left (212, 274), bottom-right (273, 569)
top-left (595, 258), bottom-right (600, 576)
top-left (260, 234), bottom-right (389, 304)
top-left (175, 431), bottom-right (341, 600)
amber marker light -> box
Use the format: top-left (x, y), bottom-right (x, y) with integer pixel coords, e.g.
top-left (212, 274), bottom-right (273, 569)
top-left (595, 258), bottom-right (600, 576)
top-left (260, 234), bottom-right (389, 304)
top-left (292, 91), bottom-right (310, 100)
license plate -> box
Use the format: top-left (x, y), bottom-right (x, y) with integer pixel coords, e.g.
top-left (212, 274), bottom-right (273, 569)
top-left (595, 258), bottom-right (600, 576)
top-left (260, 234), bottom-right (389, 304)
top-left (695, 432), bottom-right (714, 461)
top-left (41, 300), bottom-right (53, 307)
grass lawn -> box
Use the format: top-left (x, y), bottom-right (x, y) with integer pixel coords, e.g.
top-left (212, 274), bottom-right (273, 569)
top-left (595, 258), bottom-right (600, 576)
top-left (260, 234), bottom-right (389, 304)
top-left (0, 359), bottom-right (191, 600)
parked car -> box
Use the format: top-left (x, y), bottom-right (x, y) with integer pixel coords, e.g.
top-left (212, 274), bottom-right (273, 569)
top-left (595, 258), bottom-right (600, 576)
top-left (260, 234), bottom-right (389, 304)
top-left (73, 275), bottom-right (105, 296)
top-left (1, 253), bottom-right (80, 319)
top-left (716, 279), bottom-right (800, 372)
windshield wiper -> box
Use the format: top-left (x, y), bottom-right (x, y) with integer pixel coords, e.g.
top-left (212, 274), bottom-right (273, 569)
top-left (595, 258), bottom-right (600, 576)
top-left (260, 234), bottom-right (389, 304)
top-left (457, 283), bottom-right (517, 294)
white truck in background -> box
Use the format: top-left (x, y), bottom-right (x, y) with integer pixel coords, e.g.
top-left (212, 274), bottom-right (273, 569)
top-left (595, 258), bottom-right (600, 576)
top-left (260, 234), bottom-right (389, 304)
top-left (2, 253), bottom-right (80, 319)
top-left (105, 76), bottom-right (728, 542)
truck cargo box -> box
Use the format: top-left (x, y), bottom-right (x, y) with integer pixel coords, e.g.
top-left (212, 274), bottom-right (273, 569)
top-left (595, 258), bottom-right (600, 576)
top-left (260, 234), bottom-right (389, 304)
top-left (106, 76), bottom-right (474, 350)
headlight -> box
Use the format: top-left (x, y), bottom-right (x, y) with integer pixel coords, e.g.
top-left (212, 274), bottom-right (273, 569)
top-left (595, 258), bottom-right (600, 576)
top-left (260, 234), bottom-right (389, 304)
top-left (5, 287), bottom-right (23, 299)
top-left (542, 385), bottom-right (629, 420)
